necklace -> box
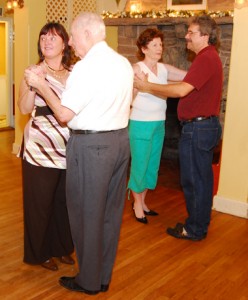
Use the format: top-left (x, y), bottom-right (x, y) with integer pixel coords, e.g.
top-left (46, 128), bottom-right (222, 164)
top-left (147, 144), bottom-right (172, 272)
top-left (43, 60), bottom-right (68, 79)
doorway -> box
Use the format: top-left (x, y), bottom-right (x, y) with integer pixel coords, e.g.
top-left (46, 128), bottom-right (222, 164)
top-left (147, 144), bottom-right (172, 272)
top-left (0, 17), bottom-right (14, 129)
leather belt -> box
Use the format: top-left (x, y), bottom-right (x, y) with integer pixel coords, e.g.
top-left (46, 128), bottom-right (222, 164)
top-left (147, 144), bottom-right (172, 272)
top-left (35, 106), bottom-right (53, 117)
top-left (181, 116), bottom-right (217, 125)
top-left (70, 129), bottom-right (114, 134)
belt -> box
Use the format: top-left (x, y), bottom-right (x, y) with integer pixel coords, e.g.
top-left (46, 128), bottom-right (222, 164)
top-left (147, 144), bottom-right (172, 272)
top-left (181, 116), bottom-right (217, 125)
top-left (70, 129), bottom-right (114, 134)
top-left (35, 106), bottom-right (53, 117)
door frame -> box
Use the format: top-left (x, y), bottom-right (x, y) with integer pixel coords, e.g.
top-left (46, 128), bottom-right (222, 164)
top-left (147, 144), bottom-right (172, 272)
top-left (0, 17), bottom-right (14, 128)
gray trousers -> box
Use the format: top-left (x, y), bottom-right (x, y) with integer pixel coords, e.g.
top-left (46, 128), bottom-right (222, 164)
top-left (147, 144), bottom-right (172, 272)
top-left (66, 128), bottom-right (130, 291)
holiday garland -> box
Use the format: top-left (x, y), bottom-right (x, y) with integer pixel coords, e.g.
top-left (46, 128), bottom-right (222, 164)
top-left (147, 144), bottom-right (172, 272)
top-left (101, 10), bottom-right (234, 19)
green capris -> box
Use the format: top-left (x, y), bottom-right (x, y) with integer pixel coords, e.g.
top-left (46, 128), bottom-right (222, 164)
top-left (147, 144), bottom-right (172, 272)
top-left (128, 120), bottom-right (165, 193)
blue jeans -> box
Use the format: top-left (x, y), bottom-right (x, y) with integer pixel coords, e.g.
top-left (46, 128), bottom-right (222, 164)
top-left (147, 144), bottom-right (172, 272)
top-left (179, 117), bottom-right (222, 238)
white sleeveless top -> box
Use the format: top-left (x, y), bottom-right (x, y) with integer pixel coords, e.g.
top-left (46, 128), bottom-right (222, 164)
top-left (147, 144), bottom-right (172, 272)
top-left (130, 61), bottom-right (168, 121)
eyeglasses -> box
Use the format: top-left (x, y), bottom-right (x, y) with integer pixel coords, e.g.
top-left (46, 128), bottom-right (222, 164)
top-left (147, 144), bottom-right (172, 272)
top-left (186, 31), bottom-right (200, 35)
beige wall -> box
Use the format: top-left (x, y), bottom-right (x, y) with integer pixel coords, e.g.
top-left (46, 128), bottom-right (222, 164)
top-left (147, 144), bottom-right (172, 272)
top-left (0, 76), bottom-right (7, 115)
top-left (97, 0), bottom-right (127, 13)
top-left (13, 0), bottom-right (46, 152)
top-left (106, 26), bottom-right (118, 51)
top-left (124, 0), bottom-right (235, 11)
top-left (213, 6), bottom-right (248, 218)
top-left (0, 0), bottom-right (5, 13)
top-left (207, 0), bottom-right (234, 11)
top-left (0, 22), bottom-right (6, 115)
top-left (0, 23), bottom-right (5, 74)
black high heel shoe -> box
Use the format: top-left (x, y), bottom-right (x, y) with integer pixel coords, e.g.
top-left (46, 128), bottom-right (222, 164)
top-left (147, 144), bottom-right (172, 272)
top-left (135, 215), bottom-right (148, 224)
top-left (144, 209), bottom-right (159, 216)
top-left (132, 203), bottom-right (148, 224)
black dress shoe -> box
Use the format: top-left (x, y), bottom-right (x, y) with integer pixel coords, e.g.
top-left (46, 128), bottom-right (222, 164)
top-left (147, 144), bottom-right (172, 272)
top-left (166, 223), bottom-right (206, 241)
top-left (59, 276), bottom-right (100, 295)
top-left (144, 209), bottom-right (159, 216)
top-left (101, 284), bottom-right (109, 292)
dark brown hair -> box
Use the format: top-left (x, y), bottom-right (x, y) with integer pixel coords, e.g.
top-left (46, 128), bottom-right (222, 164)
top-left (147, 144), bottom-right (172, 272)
top-left (190, 15), bottom-right (220, 47)
top-left (136, 28), bottom-right (164, 60)
top-left (37, 22), bottom-right (71, 69)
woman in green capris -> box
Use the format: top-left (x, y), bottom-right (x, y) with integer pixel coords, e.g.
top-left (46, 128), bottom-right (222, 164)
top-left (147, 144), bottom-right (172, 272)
top-left (128, 28), bottom-right (186, 224)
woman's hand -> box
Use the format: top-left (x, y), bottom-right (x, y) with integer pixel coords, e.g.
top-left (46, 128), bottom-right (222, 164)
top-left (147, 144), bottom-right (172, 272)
top-left (18, 65), bottom-right (48, 114)
top-left (24, 66), bottom-right (46, 92)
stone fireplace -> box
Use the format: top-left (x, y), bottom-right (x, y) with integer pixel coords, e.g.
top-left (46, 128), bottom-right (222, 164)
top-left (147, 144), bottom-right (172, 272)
top-left (104, 16), bottom-right (233, 159)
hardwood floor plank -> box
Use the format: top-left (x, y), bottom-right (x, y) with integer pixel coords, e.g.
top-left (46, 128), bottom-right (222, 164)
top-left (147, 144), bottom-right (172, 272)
top-left (0, 130), bottom-right (248, 299)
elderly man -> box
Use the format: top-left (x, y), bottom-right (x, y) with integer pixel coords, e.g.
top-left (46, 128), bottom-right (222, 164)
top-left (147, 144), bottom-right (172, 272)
top-left (25, 12), bottom-right (133, 295)
top-left (134, 15), bottom-right (222, 241)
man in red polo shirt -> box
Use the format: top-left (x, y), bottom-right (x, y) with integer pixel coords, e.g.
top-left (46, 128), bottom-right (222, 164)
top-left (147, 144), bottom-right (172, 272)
top-left (134, 14), bottom-right (222, 241)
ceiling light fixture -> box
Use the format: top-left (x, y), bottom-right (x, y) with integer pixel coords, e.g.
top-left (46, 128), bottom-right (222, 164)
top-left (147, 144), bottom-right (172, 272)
top-left (6, 0), bottom-right (24, 11)
top-left (235, 0), bottom-right (248, 9)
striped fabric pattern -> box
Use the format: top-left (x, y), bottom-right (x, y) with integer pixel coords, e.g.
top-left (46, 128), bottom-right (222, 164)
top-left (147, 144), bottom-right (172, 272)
top-left (20, 75), bottom-right (70, 169)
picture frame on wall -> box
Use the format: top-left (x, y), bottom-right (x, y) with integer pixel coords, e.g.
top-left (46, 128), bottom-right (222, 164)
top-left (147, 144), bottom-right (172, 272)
top-left (167, 0), bottom-right (207, 10)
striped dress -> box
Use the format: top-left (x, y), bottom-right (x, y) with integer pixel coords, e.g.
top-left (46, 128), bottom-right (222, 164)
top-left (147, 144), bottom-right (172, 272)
top-left (19, 75), bottom-right (69, 169)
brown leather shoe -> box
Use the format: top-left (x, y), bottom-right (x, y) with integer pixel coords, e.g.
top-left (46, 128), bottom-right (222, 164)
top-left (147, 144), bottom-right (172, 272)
top-left (59, 255), bottom-right (75, 265)
top-left (41, 258), bottom-right (58, 271)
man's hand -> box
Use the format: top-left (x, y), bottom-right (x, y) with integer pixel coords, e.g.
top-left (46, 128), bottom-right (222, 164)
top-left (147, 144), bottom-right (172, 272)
top-left (133, 72), bottom-right (148, 92)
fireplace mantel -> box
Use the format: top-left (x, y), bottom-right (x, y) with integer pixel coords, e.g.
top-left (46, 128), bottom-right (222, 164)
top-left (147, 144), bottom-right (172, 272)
top-left (104, 16), bottom-right (233, 26)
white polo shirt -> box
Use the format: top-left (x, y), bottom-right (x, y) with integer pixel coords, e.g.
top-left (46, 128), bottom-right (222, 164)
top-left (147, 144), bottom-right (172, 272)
top-left (61, 41), bottom-right (133, 131)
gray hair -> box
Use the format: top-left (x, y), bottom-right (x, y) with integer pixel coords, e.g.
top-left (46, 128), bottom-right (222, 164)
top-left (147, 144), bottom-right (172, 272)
top-left (73, 12), bottom-right (106, 41)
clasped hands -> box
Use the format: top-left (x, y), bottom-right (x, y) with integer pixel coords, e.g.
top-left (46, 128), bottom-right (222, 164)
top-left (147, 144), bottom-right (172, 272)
top-left (133, 71), bottom-right (148, 91)
top-left (24, 65), bottom-right (46, 92)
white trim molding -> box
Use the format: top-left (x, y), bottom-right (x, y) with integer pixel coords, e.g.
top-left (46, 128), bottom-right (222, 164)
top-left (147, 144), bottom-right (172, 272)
top-left (213, 195), bottom-right (248, 219)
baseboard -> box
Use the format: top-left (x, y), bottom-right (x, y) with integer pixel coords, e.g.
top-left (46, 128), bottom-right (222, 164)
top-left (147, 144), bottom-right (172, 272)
top-left (12, 143), bottom-right (20, 155)
top-left (213, 195), bottom-right (248, 219)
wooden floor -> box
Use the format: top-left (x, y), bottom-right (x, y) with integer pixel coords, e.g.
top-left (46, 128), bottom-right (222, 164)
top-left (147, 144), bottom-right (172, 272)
top-left (0, 129), bottom-right (248, 300)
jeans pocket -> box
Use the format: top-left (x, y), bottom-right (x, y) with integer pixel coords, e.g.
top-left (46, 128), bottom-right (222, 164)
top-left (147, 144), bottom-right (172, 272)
top-left (197, 128), bottom-right (220, 151)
